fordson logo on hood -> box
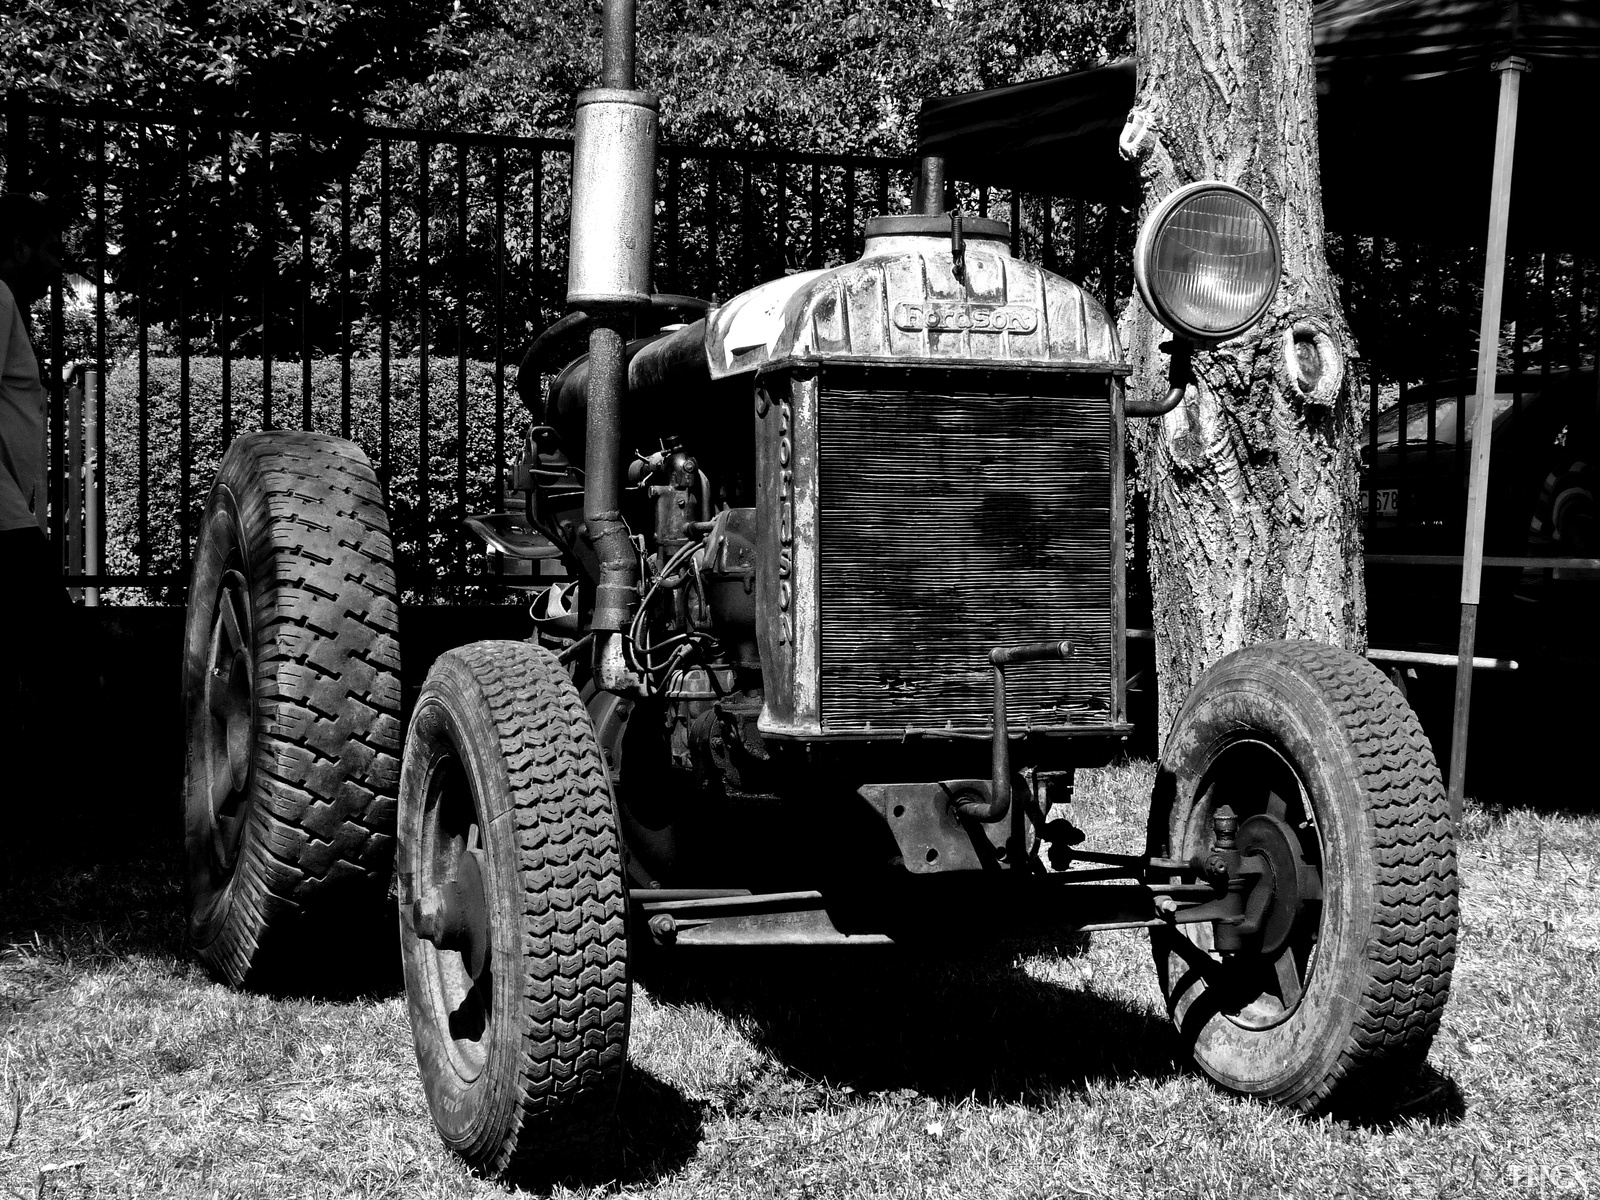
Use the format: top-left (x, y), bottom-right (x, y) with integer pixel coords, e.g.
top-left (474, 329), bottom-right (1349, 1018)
top-left (892, 302), bottom-right (1039, 334)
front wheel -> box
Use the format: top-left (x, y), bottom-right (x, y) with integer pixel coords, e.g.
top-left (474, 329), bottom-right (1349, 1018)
top-left (1148, 640), bottom-right (1457, 1112)
top-left (399, 641), bottom-right (630, 1176)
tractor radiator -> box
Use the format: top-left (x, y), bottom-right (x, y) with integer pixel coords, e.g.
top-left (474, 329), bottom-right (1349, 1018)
top-left (813, 364), bottom-right (1117, 735)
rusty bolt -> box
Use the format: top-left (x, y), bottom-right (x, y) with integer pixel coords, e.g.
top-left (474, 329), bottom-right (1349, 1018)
top-left (1153, 895), bottom-right (1179, 917)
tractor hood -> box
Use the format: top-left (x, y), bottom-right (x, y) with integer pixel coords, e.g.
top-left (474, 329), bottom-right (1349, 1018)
top-left (703, 214), bottom-right (1126, 378)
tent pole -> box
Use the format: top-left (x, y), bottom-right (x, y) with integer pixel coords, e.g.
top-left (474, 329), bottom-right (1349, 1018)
top-left (1448, 56), bottom-right (1528, 824)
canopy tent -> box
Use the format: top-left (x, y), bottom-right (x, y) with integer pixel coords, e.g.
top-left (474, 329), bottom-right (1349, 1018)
top-left (917, 1), bottom-right (1598, 250)
top-left (920, 1), bottom-right (1599, 815)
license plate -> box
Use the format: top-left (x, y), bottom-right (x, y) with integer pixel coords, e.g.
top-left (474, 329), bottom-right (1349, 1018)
top-left (1361, 488), bottom-right (1399, 515)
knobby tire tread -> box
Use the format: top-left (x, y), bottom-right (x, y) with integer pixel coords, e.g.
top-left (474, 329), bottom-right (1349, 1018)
top-left (193, 431), bottom-right (402, 988)
top-left (1238, 640), bottom-right (1457, 1110)
top-left (448, 641), bottom-right (629, 1174)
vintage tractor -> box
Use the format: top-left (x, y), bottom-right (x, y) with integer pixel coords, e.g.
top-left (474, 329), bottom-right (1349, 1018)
top-left (180, 0), bottom-right (1457, 1175)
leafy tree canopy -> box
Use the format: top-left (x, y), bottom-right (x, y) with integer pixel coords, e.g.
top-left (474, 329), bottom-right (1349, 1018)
top-left (385, 0), bottom-right (1132, 153)
top-left (4, 1), bottom-right (1131, 153)
top-left (1, 0), bottom-right (448, 122)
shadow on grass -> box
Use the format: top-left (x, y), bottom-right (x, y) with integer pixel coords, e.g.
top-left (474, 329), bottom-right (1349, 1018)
top-left (638, 942), bottom-right (1180, 1108)
top-left (1333, 1062), bottom-right (1467, 1130)
top-left (0, 825), bottom-right (403, 1002)
top-left (496, 1066), bottom-right (706, 1195)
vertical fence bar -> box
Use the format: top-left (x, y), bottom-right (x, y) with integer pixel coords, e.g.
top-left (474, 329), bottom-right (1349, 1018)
top-left (456, 141), bottom-right (470, 582)
top-left (179, 125), bottom-right (192, 573)
top-left (261, 131), bottom-right (274, 430)
top-left (219, 130), bottom-right (232, 449)
top-left (46, 113), bottom-right (66, 573)
top-left (94, 120), bottom-right (107, 583)
top-left (1041, 197), bottom-right (1056, 271)
top-left (379, 138), bottom-right (391, 491)
top-left (300, 133), bottom-right (313, 431)
top-left (493, 146), bottom-right (506, 513)
top-left (84, 368), bottom-right (101, 606)
top-left (4, 95), bottom-right (26, 193)
top-left (666, 152), bottom-right (681, 290)
top-left (530, 148), bottom-right (545, 328)
top-left (741, 159), bottom-right (755, 291)
top-left (775, 161), bottom-right (789, 274)
top-left (842, 164), bottom-right (856, 261)
top-left (136, 122), bottom-right (150, 579)
top-left (808, 162), bottom-right (822, 271)
top-left (419, 138), bottom-right (432, 588)
top-left (340, 170), bottom-right (351, 439)
top-left (1540, 250), bottom-right (1554, 382)
top-left (68, 371), bottom-right (83, 589)
top-left (707, 160), bottom-right (720, 297)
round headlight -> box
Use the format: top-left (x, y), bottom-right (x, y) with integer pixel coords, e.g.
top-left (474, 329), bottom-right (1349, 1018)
top-left (1133, 181), bottom-right (1281, 345)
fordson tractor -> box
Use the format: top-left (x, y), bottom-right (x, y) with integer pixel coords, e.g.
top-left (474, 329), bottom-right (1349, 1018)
top-left (180, 0), bottom-right (1457, 1175)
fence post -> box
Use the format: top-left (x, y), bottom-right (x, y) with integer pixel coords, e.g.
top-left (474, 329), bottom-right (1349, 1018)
top-left (82, 368), bottom-right (101, 608)
top-left (67, 369), bottom-right (84, 600)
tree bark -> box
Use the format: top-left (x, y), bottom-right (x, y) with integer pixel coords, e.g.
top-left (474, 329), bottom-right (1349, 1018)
top-left (1122, 0), bottom-right (1365, 740)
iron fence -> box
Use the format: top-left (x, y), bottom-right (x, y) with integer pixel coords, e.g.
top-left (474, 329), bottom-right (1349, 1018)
top-left (3, 94), bottom-right (1145, 603)
top-left (11, 94), bottom-right (1582, 610)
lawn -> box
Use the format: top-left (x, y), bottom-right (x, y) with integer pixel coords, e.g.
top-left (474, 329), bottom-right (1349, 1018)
top-left (3, 762), bottom-right (1596, 1199)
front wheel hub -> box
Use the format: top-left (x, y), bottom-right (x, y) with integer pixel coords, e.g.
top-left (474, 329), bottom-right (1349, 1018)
top-left (414, 830), bottom-right (491, 979)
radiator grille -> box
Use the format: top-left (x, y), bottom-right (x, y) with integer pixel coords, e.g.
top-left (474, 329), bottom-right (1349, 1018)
top-left (816, 366), bottom-right (1115, 733)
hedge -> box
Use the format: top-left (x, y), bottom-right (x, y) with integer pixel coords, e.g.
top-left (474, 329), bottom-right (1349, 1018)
top-left (103, 356), bottom-right (524, 603)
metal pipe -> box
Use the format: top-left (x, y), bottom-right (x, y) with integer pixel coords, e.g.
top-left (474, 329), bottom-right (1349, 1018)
top-left (1450, 56), bottom-right (1529, 822)
top-left (583, 318), bottom-right (636, 635)
top-left (1366, 647), bottom-right (1518, 671)
top-left (961, 640), bottom-right (1073, 823)
top-left (82, 369), bottom-right (100, 607)
top-left (914, 154), bottom-right (946, 215)
top-left (601, 0), bottom-right (636, 90)
top-left (1126, 339), bottom-right (1193, 417)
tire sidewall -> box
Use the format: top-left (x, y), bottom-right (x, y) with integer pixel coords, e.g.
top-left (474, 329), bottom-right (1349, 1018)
top-left (398, 656), bottom-right (536, 1159)
top-left (1151, 645), bottom-right (1380, 1106)
top-left (182, 471), bottom-right (272, 954)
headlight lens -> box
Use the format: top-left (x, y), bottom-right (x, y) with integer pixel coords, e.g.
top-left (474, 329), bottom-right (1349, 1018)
top-left (1133, 182), bottom-right (1281, 344)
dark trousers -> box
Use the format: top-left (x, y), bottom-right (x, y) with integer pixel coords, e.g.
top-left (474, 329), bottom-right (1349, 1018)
top-left (1, 528), bottom-right (72, 835)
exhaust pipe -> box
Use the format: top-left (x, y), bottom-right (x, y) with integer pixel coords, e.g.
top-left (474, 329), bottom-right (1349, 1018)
top-left (568, 0), bottom-right (658, 690)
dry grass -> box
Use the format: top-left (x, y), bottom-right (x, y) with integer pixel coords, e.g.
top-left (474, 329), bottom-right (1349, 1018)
top-left (3, 762), bottom-right (1597, 1199)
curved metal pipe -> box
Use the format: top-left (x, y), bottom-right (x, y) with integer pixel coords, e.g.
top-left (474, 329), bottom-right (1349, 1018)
top-left (1125, 338), bottom-right (1194, 418)
top-left (957, 640), bottom-right (1074, 824)
top-left (515, 310), bottom-right (591, 412)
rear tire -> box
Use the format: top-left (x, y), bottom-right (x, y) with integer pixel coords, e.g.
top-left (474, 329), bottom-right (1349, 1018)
top-left (1147, 640), bottom-right (1457, 1112)
top-left (399, 641), bottom-right (630, 1176)
top-left (182, 431), bottom-right (402, 990)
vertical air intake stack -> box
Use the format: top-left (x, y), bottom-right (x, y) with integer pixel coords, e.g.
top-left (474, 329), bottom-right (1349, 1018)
top-left (568, 0), bottom-right (658, 689)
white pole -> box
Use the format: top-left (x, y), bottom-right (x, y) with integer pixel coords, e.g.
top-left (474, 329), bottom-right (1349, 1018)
top-left (83, 368), bottom-right (101, 607)
top-left (1448, 57), bottom-right (1528, 823)
top-left (67, 369), bottom-right (84, 601)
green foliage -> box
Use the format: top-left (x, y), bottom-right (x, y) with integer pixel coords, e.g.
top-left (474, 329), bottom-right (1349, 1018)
top-left (103, 355), bottom-right (513, 602)
top-left (1, 0), bottom-right (448, 122)
top-left (387, 0), bottom-right (1134, 154)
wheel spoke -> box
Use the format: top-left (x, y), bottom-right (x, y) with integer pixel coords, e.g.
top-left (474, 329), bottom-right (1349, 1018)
top-left (217, 584), bottom-right (245, 655)
top-left (1273, 945), bottom-right (1303, 1007)
top-left (210, 757), bottom-right (236, 809)
top-left (207, 667), bottom-right (231, 721)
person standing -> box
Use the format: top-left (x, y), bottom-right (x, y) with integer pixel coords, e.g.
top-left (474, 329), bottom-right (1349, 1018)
top-left (1, 193), bottom-right (68, 808)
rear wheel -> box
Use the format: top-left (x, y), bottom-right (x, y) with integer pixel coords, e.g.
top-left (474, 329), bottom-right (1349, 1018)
top-left (1148, 640), bottom-right (1457, 1112)
top-left (182, 431), bottom-right (401, 989)
top-left (399, 641), bottom-right (630, 1176)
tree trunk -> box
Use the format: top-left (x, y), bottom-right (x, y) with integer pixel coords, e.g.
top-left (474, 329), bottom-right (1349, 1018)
top-left (1121, 0), bottom-right (1365, 740)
